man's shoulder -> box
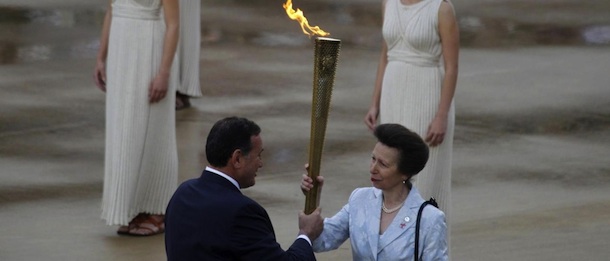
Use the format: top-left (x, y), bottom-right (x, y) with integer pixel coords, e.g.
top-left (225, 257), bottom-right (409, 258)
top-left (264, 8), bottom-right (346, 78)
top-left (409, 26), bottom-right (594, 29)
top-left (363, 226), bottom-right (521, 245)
top-left (234, 194), bottom-right (263, 211)
top-left (180, 177), bottom-right (199, 185)
top-left (175, 177), bottom-right (200, 191)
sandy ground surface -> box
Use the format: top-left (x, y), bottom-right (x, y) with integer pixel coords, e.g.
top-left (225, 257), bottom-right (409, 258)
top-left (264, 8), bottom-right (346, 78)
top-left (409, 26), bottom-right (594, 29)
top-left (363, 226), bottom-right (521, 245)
top-left (1, 0), bottom-right (609, 260)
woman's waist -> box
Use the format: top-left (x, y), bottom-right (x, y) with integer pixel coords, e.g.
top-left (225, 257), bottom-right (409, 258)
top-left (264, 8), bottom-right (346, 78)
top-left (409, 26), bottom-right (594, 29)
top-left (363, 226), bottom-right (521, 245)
top-left (112, 3), bottom-right (161, 20)
top-left (387, 51), bottom-right (440, 67)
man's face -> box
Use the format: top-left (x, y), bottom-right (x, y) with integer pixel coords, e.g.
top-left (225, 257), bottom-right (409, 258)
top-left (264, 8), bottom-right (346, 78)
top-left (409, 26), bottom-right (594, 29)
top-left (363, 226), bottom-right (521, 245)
top-left (237, 135), bottom-right (264, 189)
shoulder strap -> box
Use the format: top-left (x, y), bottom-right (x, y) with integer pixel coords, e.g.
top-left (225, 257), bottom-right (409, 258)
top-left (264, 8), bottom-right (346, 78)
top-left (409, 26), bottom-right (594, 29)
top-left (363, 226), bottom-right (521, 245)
top-left (414, 198), bottom-right (438, 261)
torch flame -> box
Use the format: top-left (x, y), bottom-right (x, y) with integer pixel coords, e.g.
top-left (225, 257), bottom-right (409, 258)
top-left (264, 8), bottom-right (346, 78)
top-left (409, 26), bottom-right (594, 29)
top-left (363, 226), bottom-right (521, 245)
top-left (283, 0), bottom-right (330, 37)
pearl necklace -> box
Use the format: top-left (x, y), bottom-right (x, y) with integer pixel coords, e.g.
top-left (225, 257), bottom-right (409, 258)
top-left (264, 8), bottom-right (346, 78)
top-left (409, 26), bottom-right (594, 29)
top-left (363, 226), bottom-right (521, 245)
top-left (382, 201), bottom-right (404, 214)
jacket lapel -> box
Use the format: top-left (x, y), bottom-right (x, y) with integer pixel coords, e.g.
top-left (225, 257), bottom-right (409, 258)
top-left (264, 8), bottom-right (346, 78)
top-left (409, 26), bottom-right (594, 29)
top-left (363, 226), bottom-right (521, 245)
top-left (365, 189), bottom-right (383, 259)
top-left (377, 187), bottom-right (425, 253)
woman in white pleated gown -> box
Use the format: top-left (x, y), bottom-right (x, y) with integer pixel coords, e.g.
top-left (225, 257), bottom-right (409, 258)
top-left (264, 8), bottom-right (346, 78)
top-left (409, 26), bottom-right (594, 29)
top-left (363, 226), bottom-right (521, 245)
top-left (364, 0), bottom-right (459, 251)
top-left (175, 0), bottom-right (202, 109)
top-left (93, 0), bottom-right (179, 236)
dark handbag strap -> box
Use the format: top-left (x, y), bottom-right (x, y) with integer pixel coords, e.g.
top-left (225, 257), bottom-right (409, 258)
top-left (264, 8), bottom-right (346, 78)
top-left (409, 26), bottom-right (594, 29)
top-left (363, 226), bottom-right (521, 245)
top-left (414, 198), bottom-right (438, 261)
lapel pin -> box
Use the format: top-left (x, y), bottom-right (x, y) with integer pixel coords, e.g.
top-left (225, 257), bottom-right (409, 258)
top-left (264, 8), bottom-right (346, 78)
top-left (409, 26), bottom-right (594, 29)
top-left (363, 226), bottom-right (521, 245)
top-left (404, 216), bottom-right (410, 222)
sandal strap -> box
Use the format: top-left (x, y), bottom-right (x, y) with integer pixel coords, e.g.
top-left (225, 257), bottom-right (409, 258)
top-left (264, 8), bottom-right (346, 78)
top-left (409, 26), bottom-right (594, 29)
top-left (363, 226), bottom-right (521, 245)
top-left (129, 215), bottom-right (165, 236)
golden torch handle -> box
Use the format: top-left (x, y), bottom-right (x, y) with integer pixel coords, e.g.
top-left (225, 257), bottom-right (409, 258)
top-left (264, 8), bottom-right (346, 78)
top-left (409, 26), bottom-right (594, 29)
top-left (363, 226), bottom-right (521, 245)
top-left (305, 37), bottom-right (341, 214)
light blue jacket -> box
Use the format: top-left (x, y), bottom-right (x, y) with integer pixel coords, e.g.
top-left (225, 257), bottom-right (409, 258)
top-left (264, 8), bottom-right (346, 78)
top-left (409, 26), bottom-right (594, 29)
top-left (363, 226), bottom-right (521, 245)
top-left (312, 187), bottom-right (448, 261)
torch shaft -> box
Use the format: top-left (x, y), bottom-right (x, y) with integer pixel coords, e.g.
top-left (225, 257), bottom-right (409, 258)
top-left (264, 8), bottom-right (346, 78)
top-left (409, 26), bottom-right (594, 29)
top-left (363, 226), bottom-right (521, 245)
top-left (305, 37), bottom-right (341, 214)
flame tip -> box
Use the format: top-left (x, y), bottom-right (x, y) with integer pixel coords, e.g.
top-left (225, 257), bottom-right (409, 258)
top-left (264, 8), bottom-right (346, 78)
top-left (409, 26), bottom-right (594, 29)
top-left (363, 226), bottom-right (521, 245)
top-left (282, 0), bottom-right (330, 37)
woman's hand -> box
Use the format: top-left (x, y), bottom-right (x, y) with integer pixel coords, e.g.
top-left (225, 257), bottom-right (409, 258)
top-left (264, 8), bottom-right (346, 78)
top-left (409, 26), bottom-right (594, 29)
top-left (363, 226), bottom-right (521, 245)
top-left (93, 60), bottom-right (106, 92)
top-left (364, 106), bottom-right (379, 131)
top-left (300, 164), bottom-right (324, 195)
top-left (425, 115), bottom-right (448, 147)
top-left (149, 73), bottom-right (169, 103)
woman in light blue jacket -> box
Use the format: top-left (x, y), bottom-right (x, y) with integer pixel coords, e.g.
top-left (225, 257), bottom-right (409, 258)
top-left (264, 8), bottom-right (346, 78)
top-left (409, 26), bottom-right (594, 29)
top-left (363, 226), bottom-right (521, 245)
top-left (302, 124), bottom-right (448, 260)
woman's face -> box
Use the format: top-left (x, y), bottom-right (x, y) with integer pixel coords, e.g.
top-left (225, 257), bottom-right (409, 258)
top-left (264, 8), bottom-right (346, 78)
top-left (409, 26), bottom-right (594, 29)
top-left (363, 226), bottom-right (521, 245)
top-left (369, 142), bottom-right (407, 190)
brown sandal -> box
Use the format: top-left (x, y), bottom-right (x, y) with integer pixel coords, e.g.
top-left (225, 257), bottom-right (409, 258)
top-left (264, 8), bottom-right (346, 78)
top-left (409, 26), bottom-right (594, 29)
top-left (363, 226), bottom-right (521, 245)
top-left (128, 214), bottom-right (165, 237)
top-left (175, 92), bottom-right (191, 110)
top-left (117, 213), bottom-right (147, 235)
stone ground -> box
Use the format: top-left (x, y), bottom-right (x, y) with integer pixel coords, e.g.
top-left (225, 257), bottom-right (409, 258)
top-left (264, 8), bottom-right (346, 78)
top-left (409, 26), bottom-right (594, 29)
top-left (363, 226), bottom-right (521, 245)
top-left (1, 0), bottom-right (610, 260)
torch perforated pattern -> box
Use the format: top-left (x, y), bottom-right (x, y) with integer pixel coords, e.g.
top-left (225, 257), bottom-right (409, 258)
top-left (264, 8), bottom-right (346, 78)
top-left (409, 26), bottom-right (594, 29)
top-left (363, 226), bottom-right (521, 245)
top-left (305, 38), bottom-right (341, 214)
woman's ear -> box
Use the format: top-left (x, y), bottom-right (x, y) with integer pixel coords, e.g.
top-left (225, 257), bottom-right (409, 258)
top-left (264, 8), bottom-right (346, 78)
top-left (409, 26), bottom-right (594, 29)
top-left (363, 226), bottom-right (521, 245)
top-left (402, 174), bottom-right (412, 183)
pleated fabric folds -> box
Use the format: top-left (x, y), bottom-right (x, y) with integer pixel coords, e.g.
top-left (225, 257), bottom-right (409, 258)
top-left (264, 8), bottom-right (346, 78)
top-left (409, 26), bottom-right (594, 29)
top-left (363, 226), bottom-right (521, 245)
top-left (379, 0), bottom-right (453, 236)
top-left (176, 0), bottom-right (202, 97)
top-left (102, 0), bottom-right (178, 226)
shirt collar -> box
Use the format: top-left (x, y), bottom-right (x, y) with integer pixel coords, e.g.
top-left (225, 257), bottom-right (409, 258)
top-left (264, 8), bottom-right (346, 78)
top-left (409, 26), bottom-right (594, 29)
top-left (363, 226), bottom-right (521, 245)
top-left (205, 166), bottom-right (240, 189)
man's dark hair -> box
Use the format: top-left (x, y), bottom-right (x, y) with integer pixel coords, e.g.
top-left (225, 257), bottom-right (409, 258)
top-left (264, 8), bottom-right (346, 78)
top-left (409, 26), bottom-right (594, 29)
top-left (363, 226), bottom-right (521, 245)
top-left (374, 123), bottom-right (429, 176)
top-left (205, 117), bottom-right (261, 167)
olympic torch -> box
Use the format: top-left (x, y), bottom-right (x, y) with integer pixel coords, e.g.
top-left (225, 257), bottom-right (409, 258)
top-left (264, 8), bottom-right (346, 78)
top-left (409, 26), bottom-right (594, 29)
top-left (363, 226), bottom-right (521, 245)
top-left (283, 0), bottom-right (341, 214)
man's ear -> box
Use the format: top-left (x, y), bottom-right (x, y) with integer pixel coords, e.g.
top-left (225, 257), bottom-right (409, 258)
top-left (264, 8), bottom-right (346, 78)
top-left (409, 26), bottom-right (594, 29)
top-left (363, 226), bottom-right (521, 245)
top-left (230, 149), bottom-right (243, 168)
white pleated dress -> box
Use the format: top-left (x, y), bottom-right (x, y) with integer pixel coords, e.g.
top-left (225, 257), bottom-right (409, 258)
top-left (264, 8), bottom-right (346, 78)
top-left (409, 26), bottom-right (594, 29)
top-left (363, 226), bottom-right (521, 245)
top-left (176, 0), bottom-right (202, 97)
top-left (380, 0), bottom-right (454, 222)
top-left (102, 0), bottom-right (178, 226)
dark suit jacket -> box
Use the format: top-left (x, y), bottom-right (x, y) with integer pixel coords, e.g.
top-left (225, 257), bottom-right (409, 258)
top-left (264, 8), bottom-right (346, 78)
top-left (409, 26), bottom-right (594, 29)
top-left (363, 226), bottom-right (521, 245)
top-left (165, 170), bottom-right (316, 261)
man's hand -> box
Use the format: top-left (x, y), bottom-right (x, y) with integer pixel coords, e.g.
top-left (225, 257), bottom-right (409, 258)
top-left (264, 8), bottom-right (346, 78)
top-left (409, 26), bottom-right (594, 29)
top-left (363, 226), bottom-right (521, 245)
top-left (298, 207), bottom-right (323, 240)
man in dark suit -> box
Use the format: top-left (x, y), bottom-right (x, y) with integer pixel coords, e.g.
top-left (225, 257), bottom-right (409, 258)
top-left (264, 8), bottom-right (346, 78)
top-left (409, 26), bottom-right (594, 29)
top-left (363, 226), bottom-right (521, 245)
top-left (165, 116), bottom-right (323, 260)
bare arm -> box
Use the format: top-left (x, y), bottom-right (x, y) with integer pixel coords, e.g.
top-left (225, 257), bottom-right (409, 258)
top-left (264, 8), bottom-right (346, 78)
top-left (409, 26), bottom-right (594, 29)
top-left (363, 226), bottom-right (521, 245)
top-left (149, 0), bottom-right (180, 103)
top-left (425, 0), bottom-right (459, 146)
top-left (364, 0), bottom-right (389, 131)
top-left (93, 0), bottom-right (112, 92)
